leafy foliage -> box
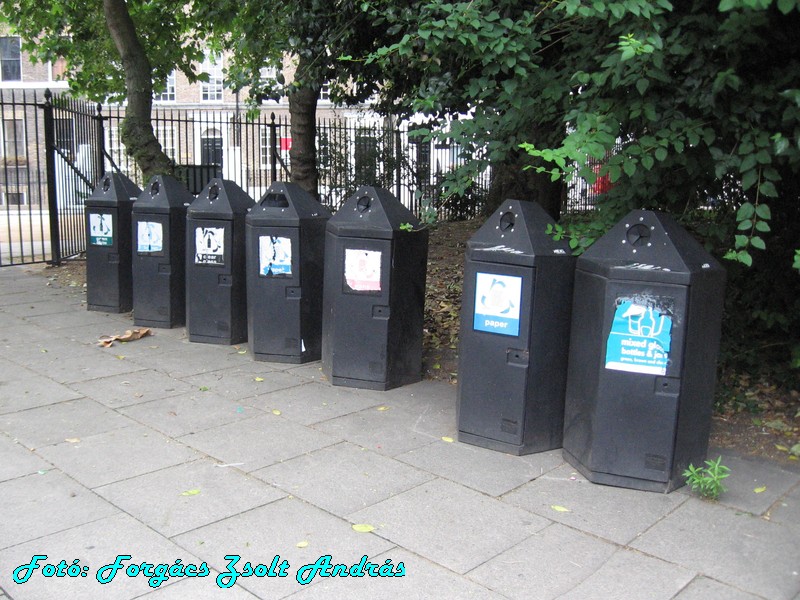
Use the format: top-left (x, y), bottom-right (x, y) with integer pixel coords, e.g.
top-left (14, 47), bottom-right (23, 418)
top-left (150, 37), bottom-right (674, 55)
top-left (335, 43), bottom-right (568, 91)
top-left (0, 0), bottom-right (208, 102)
top-left (683, 456), bottom-right (731, 500)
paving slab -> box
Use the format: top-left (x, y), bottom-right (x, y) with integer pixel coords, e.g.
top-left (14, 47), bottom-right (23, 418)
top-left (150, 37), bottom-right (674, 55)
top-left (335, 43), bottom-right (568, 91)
top-left (119, 391), bottom-right (263, 438)
top-left (0, 434), bottom-right (51, 482)
top-left (285, 548), bottom-right (504, 600)
top-left (94, 459), bottom-right (285, 538)
top-left (349, 478), bottom-right (550, 574)
top-left (4, 340), bottom-right (144, 384)
top-left (682, 452), bottom-right (800, 516)
top-left (502, 463), bottom-right (688, 545)
top-left (768, 482), bottom-right (800, 532)
top-left (1, 397), bottom-right (132, 449)
top-left (245, 381), bottom-right (383, 426)
top-left (466, 522), bottom-right (618, 600)
top-left (674, 576), bottom-right (763, 600)
top-left (36, 424), bottom-right (200, 489)
top-left (123, 342), bottom-right (256, 379)
top-left (0, 513), bottom-right (206, 600)
top-left (555, 548), bottom-right (695, 600)
top-left (0, 470), bottom-right (119, 550)
top-left (396, 441), bottom-right (563, 497)
top-left (313, 404), bottom-right (448, 457)
top-left (177, 414), bottom-right (340, 473)
top-left (630, 499), bottom-right (800, 600)
top-left (135, 575), bottom-right (260, 598)
top-left (68, 369), bottom-right (196, 409)
top-left (182, 367), bottom-right (307, 402)
top-left (253, 441), bottom-right (434, 516)
top-left (172, 497), bottom-right (395, 599)
top-left (0, 362), bottom-right (83, 414)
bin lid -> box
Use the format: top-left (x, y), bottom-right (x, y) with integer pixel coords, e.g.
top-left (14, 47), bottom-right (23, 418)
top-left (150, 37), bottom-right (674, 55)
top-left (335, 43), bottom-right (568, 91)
top-left (86, 172), bottom-right (141, 208)
top-left (246, 181), bottom-right (332, 227)
top-left (187, 178), bottom-right (254, 219)
top-left (133, 174), bottom-right (193, 214)
top-left (326, 186), bottom-right (421, 239)
top-left (467, 199), bottom-right (572, 267)
top-left (577, 209), bottom-right (724, 284)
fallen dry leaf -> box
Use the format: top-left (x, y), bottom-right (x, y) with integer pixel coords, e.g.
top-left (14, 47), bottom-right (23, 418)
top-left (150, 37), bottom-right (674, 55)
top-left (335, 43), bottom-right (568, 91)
top-left (98, 328), bottom-right (152, 347)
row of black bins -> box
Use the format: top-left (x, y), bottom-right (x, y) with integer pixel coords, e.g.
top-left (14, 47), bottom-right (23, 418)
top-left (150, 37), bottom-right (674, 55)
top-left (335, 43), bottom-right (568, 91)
top-left (457, 200), bottom-right (726, 492)
top-left (86, 173), bottom-right (726, 493)
top-left (85, 173), bottom-right (428, 392)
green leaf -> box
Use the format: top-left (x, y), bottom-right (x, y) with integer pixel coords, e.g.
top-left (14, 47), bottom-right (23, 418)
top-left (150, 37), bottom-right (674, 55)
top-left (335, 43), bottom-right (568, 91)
top-left (737, 202), bottom-right (755, 220)
top-left (750, 236), bottom-right (766, 250)
top-left (755, 220), bottom-right (771, 233)
top-left (654, 147), bottom-right (668, 161)
top-left (737, 219), bottom-right (753, 231)
top-left (738, 250), bottom-right (753, 266)
top-left (636, 78), bottom-right (649, 95)
top-left (759, 181), bottom-right (778, 197)
top-left (755, 204), bottom-right (772, 219)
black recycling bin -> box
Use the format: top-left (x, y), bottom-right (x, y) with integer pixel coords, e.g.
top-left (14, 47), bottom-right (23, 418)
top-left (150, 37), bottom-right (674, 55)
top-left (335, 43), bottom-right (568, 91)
top-left (186, 178), bottom-right (254, 345)
top-left (85, 172), bottom-right (141, 312)
top-left (457, 200), bottom-right (575, 455)
top-left (562, 209), bottom-right (726, 493)
top-left (321, 186), bottom-right (428, 390)
top-left (131, 175), bottom-right (192, 328)
top-left (246, 182), bottom-right (331, 363)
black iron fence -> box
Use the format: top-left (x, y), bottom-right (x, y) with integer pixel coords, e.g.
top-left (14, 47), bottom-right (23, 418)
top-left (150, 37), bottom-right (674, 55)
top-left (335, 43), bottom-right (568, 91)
top-left (0, 88), bottom-right (604, 267)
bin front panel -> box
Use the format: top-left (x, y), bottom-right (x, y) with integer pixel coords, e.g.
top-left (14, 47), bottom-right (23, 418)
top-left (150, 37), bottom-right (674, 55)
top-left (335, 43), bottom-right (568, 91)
top-left (458, 261), bottom-right (534, 445)
top-left (590, 278), bottom-right (688, 482)
top-left (248, 225), bottom-right (303, 357)
top-left (186, 218), bottom-right (234, 340)
top-left (132, 212), bottom-right (185, 326)
top-left (329, 236), bottom-right (392, 382)
top-left (86, 206), bottom-right (132, 311)
top-left (132, 213), bottom-right (169, 322)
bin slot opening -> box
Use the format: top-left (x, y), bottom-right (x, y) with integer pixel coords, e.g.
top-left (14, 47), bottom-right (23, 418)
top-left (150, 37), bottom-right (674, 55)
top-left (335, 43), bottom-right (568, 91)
top-left (261, 193), bottom-right (289, 208)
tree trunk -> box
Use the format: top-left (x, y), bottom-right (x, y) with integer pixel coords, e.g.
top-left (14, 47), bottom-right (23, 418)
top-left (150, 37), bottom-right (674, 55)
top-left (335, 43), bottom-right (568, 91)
top-left (288, 55), bottom-right (320, 200)
top-left (102, 0), bottom-right (172, 179)
top-left (487, 148), bottom-right (565, 220)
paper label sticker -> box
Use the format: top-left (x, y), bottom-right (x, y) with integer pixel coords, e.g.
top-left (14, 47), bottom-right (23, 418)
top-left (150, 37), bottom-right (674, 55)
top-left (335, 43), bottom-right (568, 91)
top-left (259, 236), bottom-right (292, 276)
top-left (473, 272), bottom-right (522, 336)
top-left (88, 213), bottom-right (113, 246)
top-left (345, 249), bottom-right (382, 292)
top-left (194, 226), bottom-right (225, 265)
top-left (605, 298), bottom-right (673, 375)
top-left (137, 221), bottom-right (163, 253)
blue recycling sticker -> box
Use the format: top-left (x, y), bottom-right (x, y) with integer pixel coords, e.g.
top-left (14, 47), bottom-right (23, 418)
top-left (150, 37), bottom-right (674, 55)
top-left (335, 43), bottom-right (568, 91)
top-left (605, 299), bottom-right (673, 375)
top-left (473, 273), bottom-right (522, 336)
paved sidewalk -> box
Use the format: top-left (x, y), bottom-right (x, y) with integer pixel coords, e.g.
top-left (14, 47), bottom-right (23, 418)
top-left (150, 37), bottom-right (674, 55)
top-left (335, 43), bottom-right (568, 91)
top-left (0, 264), bottom-right (798, 600)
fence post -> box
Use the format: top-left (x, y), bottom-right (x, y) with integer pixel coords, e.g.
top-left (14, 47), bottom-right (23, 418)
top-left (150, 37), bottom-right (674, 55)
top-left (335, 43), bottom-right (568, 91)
top-left (42, 89), bottom-right (62, 266)
top-left (394, 125), bottom-right (402, 208)
top-left (269, 112), bottom-right (278, 183)
top-left (94, 102), bottom-right (105, 180)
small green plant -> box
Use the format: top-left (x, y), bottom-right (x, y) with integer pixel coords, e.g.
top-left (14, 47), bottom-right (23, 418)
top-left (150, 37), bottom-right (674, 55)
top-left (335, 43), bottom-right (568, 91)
top-left (399, 222), bottom-right (414, 232)
top-left (683, 456), bottom-right (731, 500)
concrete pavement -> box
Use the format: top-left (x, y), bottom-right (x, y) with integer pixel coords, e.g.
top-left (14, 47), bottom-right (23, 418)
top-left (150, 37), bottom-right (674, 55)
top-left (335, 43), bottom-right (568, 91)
top-left (0, 264), bottom-right (798, 599)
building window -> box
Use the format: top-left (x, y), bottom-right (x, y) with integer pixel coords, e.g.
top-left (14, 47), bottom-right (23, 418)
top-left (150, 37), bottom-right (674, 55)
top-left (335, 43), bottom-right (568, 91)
top-left (154, 72), bottom-right (176, 102)
top-left (200, 57), bottom-right (223, 102)
top-left (3, 191), bottom-right (25, 206)
top-left (260, 127), bottom-right (270, 168)
top-left (320, 84), bottom-right (330, 102)
top-left (0, 37), bottom-right (21, 82)
top-left (2, 119), bottom-right (24, 161)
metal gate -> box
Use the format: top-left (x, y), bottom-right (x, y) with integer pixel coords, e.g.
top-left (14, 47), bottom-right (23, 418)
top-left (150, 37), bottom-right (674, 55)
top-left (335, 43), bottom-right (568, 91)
top-left (0, 89), bottom-right (99, 267)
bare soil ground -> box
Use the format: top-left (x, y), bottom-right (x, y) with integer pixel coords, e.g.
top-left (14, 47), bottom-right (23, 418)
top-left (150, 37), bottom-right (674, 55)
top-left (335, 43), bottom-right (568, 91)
top-left (37, 219), bottom-right (799, 467)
